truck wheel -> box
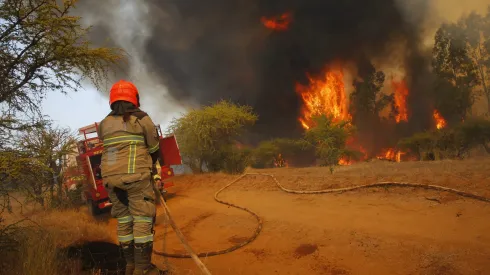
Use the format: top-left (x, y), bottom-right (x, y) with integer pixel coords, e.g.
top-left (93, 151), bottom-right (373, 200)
top-left (87, 199), bottom-right (100, 216)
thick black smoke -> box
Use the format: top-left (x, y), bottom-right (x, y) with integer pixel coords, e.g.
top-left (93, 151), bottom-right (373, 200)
top-left (78, 0), bottom-right (432, 139)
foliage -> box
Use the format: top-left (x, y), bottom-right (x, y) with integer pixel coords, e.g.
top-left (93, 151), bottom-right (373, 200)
top-left (0, 0), bottom-right (124, 147)
top-left (349, 59), bottom-right (392, 127)
top-left (432, 24), bottom-right (480, 124)
top-left (303, 115), bottom-right (356, 167)
top-left (252, 140), bottom-right (279, 168)
top-left (398, 132), bottom-right (439, 160)
top-left (252, 138), bottom-right (312, 168)
top-left (221, 147), bottom-right (253, 174)
top-left (398, 118), bottom-right (490, 160)
top-left (455, 9), bottom-right (490, 115)
top-left (169, 100), bottom-right (258, 173)
top-left (0, 0), bottom-right (124, 112)
top-left (1, 124), bottom-right (77, 207)
top-left (454, 117), bottom-right (490, 153)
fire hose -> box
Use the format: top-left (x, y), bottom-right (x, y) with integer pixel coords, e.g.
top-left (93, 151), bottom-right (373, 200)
top-left (153, 173), bottom-right (490, 274)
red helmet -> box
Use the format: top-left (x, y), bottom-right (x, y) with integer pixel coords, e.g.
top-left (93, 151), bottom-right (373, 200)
top-left (109, 80), bottom-right (140, 107)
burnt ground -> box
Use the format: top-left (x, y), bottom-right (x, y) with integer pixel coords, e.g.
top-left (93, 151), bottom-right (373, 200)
top-left (99, 157), bottom-right (490, 275)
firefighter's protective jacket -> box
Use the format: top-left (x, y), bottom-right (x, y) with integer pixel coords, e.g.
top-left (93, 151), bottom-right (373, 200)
top-left (97, 113), bottom-right (160, 177)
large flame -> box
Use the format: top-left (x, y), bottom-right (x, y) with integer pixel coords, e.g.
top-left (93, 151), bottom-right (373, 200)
top-left (391, 79), bottom-right (409, 123)
top-left (296, 67), bottom-right (350, 129)
top-left (261, 12), bottom-right (292, 31)
top-left (433, 110), bottom-right (446, 129)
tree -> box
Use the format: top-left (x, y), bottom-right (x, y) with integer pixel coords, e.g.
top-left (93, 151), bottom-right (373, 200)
top-left (349, 59), bottom-right (392, 154)
top-left (459, 11), bottom-right (490, 114)
top-left (0, 0), bottom-right (124, 142)
top-left (169, 100), bottom-right (258, 173)
top-left (16, 124), bottom-right (76, 206)
top-left (303, 115), bottom-right (357, 168)
top-left (432, 24), bottom-right (480, 124)
top-left (349, 59), bottom-right (392, 124)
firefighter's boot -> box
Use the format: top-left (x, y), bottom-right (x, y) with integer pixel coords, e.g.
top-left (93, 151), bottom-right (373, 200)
top-left (134, 242), bottom-right (166, 275)
top-left (121, 241), bottom-right (135, 275)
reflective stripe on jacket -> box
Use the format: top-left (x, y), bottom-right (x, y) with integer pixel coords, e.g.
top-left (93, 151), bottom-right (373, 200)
top-left (98, 113), bottom-right (160, 177)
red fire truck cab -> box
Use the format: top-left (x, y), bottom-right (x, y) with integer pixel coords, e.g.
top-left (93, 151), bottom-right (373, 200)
top-left (76, 123), bottom-right (182, 216)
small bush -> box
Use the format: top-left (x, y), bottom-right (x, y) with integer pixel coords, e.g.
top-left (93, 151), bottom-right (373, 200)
top-left (454, 117), bottom-right (490, 153)
top-left (222, 147), bottom-right (253, 174)
top-left (252, 138), bottom-right (312, 168)
top-left (251, 141), bottom-right (279, 168)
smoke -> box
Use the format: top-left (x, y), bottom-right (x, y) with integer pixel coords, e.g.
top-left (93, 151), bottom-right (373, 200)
top-left (74, 0), bottom-right (187, 126)
top-left (75, 0), bottom-right (488, 139)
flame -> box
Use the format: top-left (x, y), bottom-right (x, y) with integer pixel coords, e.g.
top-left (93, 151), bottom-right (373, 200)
top-left (296, 66), bottom-right (350, 129)
top-left (377, 148), bottom-right (404, 162)
top-left (337, 138), bottom-right (368, 166)
top-left (261, 12), bottom-right (292, 31)
top-left (300, 120), bottom-right (310, 130)
top-left (274, 154), bottom-right (288, 167)
top-left (391, 79), bottom-right (409, 123)
top-left (433, 110), bottom-right (446, 129)
top-left (338, 157), bottom-right (352, 165)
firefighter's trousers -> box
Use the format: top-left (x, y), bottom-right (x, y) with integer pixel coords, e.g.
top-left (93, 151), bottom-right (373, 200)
top-left (104, 172), bottom-right (156, 245)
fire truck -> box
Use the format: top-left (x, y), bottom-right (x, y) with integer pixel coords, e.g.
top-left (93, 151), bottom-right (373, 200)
top-left (75, 122), bottom-right (182, 216)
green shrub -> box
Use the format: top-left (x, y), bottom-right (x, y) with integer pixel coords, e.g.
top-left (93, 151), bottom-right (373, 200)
top-left (398, 117), bottom-right (490, 160)
top-left (454, 117), bottom-right (490, 153)
top-left (303, 115), bottom-right (356, 166)
top-left (251, 141), bottom-right (279, 168)
top-left (169, 100), bottom-right (258, 174)
top-left (251, 138), bottom-right (313, 168)
top-left (222, 147), bottom-right (253, 174)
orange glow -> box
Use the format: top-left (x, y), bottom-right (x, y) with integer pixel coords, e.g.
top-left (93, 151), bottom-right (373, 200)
top-left (391, 79), bottom-right (409, 123)
top-left (338, 157), bottom-right (352, 165)
top-left (300, 120), bottom-right (310, 130)
top-left (296, 66), bottom-right (350, 129)
top-left (261, 12), bottom-right (292, 31)
top-left (377, 148), bottom-right (404, 162)
top-left (433, 110), bottom-right (446, 129)
top-left (337, 138), bottom-right (368, 166)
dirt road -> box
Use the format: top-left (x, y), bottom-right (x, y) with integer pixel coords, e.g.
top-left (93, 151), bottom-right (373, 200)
top-left (135, 159), bottom-right (490, 274)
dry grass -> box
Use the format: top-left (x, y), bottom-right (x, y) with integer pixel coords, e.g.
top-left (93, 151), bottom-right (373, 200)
top-left (27, 209), bottom-right (112, 247)
top-left (1, 209), bottom-right (111, 275)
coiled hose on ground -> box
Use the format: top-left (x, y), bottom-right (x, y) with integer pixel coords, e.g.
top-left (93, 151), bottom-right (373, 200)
top-left (153, 173), bottom-right (490, 266)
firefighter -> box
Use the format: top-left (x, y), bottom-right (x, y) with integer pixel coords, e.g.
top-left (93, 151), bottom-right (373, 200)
top-left (98, 80), bottom-right (164, 275)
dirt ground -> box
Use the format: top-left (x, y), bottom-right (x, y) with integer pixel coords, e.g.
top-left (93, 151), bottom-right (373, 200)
top-left (105, 157), bottom-right (490, 275)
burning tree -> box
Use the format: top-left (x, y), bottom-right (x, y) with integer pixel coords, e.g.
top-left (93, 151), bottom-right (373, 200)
top-left (296, 65), bottom-right (350, 129)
